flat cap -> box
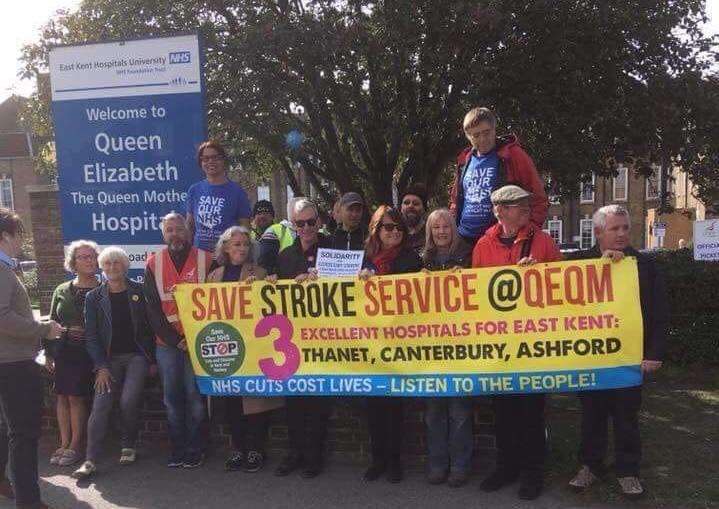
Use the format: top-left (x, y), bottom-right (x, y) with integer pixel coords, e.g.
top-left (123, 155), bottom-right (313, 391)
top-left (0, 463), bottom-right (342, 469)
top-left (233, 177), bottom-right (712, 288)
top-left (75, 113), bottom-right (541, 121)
top-left (490, 185), bottom-right (532, 204)
top-left (339, 192), bottom-right (364, 207)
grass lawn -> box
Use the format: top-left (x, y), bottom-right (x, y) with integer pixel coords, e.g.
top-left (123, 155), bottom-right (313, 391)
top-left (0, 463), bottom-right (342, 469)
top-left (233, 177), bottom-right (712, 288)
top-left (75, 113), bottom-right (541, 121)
top-left (545, 365), bottom-right (719, 508)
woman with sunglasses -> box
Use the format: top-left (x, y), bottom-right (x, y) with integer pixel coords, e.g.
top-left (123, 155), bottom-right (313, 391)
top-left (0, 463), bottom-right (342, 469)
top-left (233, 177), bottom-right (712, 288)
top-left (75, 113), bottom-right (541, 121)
top-left (360, 205), bottom-right (422, 483)
top-left (270, 198), bottom-right (333, 479)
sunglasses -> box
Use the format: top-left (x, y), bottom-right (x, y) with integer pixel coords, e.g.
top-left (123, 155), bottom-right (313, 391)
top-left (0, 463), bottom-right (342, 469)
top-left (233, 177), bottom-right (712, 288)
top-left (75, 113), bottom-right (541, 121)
top-left (379, 223), bottom-right (402, 232)
top-left (200, 154), bottom-right (224, 162)
top-left (295, 218), bottom-right (318, 228)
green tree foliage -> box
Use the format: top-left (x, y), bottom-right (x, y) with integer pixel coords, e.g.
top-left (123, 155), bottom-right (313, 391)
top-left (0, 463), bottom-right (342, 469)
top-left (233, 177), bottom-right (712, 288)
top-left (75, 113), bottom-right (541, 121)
top-left (18, 0), bottom-right (719, 208)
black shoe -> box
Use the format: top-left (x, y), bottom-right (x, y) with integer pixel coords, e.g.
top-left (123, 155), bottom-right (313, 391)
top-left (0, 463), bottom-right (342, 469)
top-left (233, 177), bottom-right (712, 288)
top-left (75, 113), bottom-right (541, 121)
top-left (363, 462), bottom-right (386, 481)
top-left (518, 474), bottom-right (543, 500)
top-left (167, 450), bottom-right (185, 468)
top-left (182, 451), bottom-right (204, 469)
top-left (243, 451), bottom-right (264, 473)
top-left (224, 451), bottom-right (244, 472)
top-left (275, 452), bottom-right (302, 476)
top-left (387, 462), bottom-right (403, 483)
top-left (300, 460), bottom-right (322, 479)
top-left (480, 469), bottom-right (518, 492)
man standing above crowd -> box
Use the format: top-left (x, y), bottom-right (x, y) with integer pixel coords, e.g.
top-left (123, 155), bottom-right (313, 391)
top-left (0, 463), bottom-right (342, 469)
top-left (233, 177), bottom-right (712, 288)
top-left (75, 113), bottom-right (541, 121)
top-left (330, 192), bottom-right (367, 251)
top-left (145, 212), bottom-right (213, 469)
top-left (450, 107), bottom-right (548, 248)
top-left (400, 184), bottom-right (428, 253)
top-left (250, 200), bottom-right (275, 241)
top-left (0, 208), bottom-right (61, 509)
top-left (567, 205), bottom-right (667, 499)
top-left (186, 140), bottom-right (251, 253)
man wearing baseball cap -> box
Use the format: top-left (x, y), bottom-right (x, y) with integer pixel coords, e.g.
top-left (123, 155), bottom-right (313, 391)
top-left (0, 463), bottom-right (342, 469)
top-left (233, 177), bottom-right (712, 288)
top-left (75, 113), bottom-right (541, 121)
top-left (330, 192), bottom-right (367, 251)
top-left (250, 200), bottom-right (275, 241)
top-left (472, 185), bottom-right (561, 500)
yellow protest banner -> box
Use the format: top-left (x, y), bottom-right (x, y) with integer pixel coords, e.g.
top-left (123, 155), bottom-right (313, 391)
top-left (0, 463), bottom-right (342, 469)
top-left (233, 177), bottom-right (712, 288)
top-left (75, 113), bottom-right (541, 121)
top-left (174, 258), bottom-right (643, 396)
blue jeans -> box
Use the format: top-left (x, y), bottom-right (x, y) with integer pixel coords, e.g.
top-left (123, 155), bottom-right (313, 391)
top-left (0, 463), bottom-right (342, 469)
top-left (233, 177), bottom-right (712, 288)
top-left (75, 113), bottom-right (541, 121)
top-left (156, 345), bottom-right (205, 456)
top-left (87, 354), bottom-right (149, 462)
top-left (425, 397), bottom-right (473, 473)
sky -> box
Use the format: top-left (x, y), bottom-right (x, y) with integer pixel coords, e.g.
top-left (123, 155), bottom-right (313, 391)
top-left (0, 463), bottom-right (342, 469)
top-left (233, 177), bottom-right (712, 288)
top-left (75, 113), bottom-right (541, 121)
top-left (2, 0), bottom-right (719, 104)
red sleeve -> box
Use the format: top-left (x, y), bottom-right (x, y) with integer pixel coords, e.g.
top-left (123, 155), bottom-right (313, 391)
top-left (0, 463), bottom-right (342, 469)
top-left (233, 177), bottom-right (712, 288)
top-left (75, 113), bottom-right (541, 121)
top-left (509, 147), bottom-right (549, 229)
top-left (471, 241), bottom-right (483, 267)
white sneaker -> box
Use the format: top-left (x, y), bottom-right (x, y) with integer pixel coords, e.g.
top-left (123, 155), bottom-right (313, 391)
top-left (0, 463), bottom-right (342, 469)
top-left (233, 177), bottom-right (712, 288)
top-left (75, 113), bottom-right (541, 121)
top-left (618, 476), bottom-right (644, 498)
top-left (569, 465), bottom-right (598, 490)
top-left (72, 460), bottom-right (96, 479)
top-left (119, 448), bottom-right (136, 465)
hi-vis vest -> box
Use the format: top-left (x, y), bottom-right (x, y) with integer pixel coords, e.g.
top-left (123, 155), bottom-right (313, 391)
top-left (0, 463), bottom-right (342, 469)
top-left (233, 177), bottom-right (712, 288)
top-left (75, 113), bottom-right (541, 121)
top-left (267, 222), bottom-right (296, 252)
top-left (148, 247), bottom-right (212, 345)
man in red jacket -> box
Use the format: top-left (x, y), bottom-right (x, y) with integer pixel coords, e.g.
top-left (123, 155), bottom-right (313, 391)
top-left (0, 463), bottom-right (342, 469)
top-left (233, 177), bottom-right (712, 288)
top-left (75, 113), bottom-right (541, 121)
top-left (450, 107), bottom-right (548, 249)
top-left (472, 185), bottom-right (560, 501)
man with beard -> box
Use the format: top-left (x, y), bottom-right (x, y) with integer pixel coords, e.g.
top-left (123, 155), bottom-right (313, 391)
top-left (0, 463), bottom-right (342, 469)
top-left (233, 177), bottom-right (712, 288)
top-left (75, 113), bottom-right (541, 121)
top-left (400, 184), bottom-right (428, 253)
top-left (145, 212), bottom-right (213, 469)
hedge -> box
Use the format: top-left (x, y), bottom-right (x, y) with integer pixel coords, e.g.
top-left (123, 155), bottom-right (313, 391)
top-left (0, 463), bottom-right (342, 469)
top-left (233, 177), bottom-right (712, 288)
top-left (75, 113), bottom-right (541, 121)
top-left (648, 249), bottom-right (719, 364)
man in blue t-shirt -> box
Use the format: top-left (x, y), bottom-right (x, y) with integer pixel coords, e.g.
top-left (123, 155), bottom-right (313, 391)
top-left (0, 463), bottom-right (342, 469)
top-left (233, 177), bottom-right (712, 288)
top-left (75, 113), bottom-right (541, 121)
top-left (458, 148), bottom-right (499, 241)
top-left (186, 141), bottom-right (251, 252)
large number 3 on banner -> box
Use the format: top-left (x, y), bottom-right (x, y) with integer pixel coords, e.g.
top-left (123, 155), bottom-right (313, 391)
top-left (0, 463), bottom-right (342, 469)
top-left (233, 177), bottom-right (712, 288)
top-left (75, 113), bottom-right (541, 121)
top-left (254, 314), bottom-right (300, 380)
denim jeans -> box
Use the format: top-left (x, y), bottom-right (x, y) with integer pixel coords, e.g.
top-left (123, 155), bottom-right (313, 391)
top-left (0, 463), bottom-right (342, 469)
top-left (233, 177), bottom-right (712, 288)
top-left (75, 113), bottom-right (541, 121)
top-left (0, 360), bottom-right (43, 507)
top-left (86, 353), bottom-right (148, 462)
top-left (425, 397), bottom-right (473, 473)
top-left (156, 345), bottom-right (206, 456)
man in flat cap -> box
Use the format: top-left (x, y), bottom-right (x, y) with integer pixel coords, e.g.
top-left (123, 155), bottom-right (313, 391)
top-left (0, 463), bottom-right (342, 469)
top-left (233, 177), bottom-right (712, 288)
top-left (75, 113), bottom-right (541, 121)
top-left (472, 185), bottom-right (561, 501)
top-left (330, 192), bottom-right (368, 251)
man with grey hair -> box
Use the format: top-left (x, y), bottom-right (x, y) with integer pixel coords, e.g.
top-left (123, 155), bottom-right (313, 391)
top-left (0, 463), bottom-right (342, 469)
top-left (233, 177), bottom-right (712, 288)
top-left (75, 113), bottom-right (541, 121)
top-left (144, 212), bottom-right (213, 469)
top-left (567, 204), bottom-right (668, 499)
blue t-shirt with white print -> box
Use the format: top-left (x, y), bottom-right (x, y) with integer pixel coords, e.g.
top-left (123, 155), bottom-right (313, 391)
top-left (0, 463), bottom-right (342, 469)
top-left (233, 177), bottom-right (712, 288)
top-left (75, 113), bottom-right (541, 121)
top-left (186, 179), bottom-right (251, 252)
top-left (458, 150), bottom-right (499, 239)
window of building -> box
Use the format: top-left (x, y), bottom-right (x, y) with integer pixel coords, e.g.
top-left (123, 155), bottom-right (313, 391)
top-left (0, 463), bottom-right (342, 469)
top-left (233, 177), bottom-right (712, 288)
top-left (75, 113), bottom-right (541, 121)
top-left (613, 165), bottom-right (628, 201)
top-left (579, 218), bottom-right (594, 249)
top-left (580, 175), bottom-right (595, 203)
top-left (546, 219), bottom-right (562, 245)
top-left (0, 178), bottom-right (13, 210)
top-left (646, 166), bottom-right (660, 200)
top-left (257, 184), bottom-right (270, 202)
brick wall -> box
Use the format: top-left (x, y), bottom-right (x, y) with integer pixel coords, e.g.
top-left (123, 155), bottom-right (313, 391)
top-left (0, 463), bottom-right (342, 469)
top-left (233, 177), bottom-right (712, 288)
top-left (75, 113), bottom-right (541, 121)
top-left (31, 185), bottom-right (496, 465)
top-left (28, 184), bottom-right (67, 315)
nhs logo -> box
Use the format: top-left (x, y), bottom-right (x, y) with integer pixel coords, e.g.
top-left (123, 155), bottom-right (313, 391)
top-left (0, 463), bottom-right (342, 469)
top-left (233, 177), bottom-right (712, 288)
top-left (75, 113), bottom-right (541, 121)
top-left (169, 51), bottom-right (191, 64)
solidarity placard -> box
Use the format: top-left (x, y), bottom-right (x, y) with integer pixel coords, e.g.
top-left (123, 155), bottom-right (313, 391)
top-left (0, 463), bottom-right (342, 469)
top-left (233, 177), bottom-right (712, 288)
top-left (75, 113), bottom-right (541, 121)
top-left (175, 259), bottom-right (644, 397)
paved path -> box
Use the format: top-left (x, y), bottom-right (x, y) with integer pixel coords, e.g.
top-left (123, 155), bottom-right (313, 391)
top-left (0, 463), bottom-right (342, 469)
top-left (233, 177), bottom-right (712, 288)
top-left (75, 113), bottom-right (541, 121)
top-left (0, 440), bottom-right (624, 509)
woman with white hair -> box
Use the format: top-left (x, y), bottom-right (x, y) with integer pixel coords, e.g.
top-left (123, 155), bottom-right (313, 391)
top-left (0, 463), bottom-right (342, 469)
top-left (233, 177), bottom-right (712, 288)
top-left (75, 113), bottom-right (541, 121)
top-left (73, 246), bottom-right (155, 479)
top-left (208, 226), bottom-right (283, 474)
top-left (46, 241), bottom-right (100, 467)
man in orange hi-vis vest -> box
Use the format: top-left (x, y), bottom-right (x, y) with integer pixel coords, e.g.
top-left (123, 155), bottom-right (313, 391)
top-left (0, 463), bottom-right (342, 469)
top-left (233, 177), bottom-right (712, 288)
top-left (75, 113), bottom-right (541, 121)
top-left (144, 212), bottom-right (212, 469)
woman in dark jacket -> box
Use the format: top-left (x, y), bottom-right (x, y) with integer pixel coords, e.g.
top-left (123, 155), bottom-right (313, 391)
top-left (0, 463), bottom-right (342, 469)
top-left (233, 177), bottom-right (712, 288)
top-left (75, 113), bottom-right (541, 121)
top-left (47, 240), bottom-right (100, 467)
top-left (420, 208), bottom-right (473, 487)
top-left (73, 246), bottom-right (155, 479)
top-left (270, 199), bottom-right (332, 479)
top-left (360, 205), bottom-right (422, 483)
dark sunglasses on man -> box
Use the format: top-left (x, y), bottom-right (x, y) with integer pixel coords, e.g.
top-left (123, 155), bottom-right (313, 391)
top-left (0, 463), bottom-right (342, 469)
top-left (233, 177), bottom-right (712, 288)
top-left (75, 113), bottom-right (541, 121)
top-left (295, 218), bottom-right (318, 228)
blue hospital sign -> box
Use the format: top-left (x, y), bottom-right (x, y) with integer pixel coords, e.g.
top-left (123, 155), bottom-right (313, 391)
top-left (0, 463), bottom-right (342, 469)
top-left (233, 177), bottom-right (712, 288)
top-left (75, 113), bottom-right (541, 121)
top-left (49, 34), bottom-right (207, 279)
